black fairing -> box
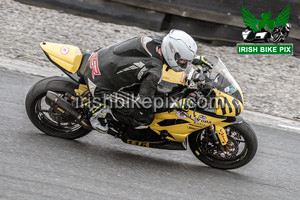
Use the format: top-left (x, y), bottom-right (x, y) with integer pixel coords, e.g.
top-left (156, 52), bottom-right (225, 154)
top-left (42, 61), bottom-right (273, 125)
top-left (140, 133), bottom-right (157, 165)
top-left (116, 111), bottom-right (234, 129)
top-left (155, 81), bottom-right (183, 97)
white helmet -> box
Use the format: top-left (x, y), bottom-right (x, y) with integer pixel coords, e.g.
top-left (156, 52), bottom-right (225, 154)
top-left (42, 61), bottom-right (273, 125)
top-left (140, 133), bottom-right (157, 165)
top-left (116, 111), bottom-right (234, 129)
top-left (161, 29), bottom-right (197, 72)
top-left (285, 23), bottom-right (291, 31)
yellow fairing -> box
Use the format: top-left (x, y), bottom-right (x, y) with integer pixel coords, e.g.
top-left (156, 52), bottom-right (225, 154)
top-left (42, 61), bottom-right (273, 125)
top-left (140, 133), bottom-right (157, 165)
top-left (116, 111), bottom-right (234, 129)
top-left (162, 64), bottom-right (186, 85)
top-left (213, 89), bottom-right (244, 117)
top-left (40, 42), bottom-right (82, 74)
top-left (149, 110), bottom-right (231, 142)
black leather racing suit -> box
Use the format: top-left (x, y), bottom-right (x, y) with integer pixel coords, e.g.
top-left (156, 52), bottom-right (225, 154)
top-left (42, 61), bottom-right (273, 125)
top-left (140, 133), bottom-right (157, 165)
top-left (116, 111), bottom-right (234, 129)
top-left (80, 35), bottom-right (164, 127)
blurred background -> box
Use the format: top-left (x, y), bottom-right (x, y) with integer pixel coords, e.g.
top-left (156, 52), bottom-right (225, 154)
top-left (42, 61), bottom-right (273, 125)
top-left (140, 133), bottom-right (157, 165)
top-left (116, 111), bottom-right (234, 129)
top-left (1, 0), bottom-right (299, 121)
top-left (15, 0), bottom-right (300, 52)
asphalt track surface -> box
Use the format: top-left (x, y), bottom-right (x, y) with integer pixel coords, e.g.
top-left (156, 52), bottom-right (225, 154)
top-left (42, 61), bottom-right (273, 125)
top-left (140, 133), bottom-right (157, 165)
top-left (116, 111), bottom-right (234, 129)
top-left (1, 68), bottom-right (300, 200)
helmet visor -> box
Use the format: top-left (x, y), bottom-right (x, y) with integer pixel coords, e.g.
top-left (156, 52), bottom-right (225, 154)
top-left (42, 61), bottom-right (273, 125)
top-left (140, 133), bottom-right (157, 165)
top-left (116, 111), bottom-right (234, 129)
top-left (177, 59), bottom-right (188, 69)
top-left (175, 52), bottom-right (189, 69)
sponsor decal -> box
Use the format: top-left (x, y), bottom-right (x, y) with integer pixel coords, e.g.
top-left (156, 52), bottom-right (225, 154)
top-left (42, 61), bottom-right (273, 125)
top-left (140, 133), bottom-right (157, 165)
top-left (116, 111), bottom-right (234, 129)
top-left (219, 128), bottom-right (228, 143)
top-left (197, 115), bottom-right (207, 119)
top-left (189, 114), bottom-right (211, 124)
top-left (127, 140), bottom-right (149, 147)
top-left (90, 52), bottom-right (101, 79)
top-left (238, 5), bottom-right (293, 55)
top-left (60, 46), bottom-right (69, 55)
top-left (176, 111), bottom-right (188, 119)
top-left (190, 123), bottom-right (206, 127)
top-left (180, 73), bottom-right (186, 83)
top-left (224, 85), bottom-right (236, 94)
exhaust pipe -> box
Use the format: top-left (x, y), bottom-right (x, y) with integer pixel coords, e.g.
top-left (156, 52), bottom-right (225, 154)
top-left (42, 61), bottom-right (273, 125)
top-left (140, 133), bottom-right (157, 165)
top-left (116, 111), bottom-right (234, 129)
top-left (45, 91), bottom-right (93, 130)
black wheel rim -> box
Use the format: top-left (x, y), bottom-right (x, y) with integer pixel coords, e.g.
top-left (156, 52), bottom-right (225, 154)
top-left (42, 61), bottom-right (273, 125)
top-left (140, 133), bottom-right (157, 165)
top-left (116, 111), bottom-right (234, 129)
top-left (196, 126), bottom-right (248, 164)
top-left (34, 93), bottom-right (81, 133)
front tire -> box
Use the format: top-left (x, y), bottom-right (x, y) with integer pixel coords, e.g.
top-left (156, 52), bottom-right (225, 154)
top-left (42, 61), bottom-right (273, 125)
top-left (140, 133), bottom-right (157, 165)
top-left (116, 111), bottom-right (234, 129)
top-left (189, 121), bottom-right (258, 169)
top-left (25, 76), bottom-right (91, 139)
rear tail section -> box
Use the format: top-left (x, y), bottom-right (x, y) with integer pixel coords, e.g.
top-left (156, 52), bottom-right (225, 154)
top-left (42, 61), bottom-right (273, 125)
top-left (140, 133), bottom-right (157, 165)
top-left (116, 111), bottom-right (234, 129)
top-left (40, 42), bottom-right (83, 74)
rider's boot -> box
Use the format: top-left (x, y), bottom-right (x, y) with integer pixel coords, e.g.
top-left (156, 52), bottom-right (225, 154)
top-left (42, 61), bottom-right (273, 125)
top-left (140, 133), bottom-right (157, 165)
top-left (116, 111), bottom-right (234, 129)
top-left (89, 104), bottom-right (113, 133)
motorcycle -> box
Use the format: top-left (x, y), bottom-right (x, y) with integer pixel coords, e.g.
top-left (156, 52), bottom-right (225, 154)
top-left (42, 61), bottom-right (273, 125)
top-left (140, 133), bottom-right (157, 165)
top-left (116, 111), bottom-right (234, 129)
top-left (25, 42), bottom-right (258, 169)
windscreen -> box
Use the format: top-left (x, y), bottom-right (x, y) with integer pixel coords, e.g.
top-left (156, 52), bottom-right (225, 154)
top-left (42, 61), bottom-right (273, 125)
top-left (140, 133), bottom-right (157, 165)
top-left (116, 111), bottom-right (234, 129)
top-left (205, 56), bottom-right (244, 104)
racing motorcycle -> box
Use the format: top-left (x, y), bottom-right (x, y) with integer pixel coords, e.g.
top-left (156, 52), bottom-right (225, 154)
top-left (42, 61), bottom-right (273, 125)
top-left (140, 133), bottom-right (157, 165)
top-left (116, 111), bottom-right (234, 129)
top-left (25, 42), bottom-right (258, 169)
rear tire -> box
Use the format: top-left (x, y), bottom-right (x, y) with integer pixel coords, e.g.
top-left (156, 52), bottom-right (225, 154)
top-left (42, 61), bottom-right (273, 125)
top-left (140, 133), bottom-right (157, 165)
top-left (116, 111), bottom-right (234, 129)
top-left (25, 76), bottom-right (91, 139)
top-left (189, 121), bottom-right (258, 169)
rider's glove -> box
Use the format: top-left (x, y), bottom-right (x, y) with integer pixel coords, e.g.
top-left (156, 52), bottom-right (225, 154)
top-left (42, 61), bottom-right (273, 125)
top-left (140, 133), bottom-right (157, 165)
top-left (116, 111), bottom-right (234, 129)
top-left (192, 56), bottom-right (211, 69)
top-left (177, 98), bottom-right (191, 112)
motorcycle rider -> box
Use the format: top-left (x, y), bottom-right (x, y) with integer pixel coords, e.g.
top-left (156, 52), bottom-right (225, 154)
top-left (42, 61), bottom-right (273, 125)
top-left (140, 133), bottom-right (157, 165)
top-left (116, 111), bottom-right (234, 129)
top-left (81, 29), bottom-right (209, 132)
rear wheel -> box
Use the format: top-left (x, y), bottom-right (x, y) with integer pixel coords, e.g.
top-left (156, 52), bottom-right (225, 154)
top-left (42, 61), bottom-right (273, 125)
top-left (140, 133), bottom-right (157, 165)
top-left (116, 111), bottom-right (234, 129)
top-left (25, 77), bottom-right (91, 139)
top-left (189, 121), bottom-right (258, 169)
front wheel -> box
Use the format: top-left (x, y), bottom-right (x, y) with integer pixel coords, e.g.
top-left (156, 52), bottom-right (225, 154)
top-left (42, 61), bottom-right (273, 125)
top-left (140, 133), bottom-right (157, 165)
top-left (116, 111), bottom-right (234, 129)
top-left (189, 122), bottom-right (258, 169)
top-left (25, 76), bottom-right (91, 139)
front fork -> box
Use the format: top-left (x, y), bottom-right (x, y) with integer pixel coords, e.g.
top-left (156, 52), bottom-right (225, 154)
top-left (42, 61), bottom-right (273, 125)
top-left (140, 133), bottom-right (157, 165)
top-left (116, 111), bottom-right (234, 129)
top-left (208, 125), bottom-right (229, 150)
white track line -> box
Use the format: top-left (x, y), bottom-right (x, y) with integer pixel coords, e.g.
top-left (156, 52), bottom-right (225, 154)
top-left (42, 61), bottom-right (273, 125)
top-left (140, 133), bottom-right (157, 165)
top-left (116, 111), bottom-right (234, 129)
top-left (278, 125), bottom-right (300, 133)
